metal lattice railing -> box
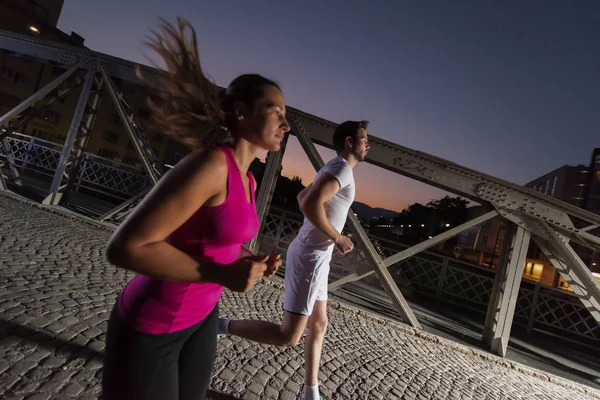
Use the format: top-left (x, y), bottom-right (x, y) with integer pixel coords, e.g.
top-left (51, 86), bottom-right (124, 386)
top-left (77, 153), bottom-right (146, 197)
top-left (1, 133), bottom-right (145, 198)
top-left (259, 207), bottom-right (600, 347)
top-left (2, 133), bottom-right (599, 347)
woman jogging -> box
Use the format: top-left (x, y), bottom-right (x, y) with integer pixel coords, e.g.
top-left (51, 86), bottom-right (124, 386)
top-left (101, 17), bottom-right (289, 400)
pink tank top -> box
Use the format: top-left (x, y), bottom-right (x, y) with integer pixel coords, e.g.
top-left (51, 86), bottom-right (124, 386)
top-left (117, 145), bottom-right (259, 334)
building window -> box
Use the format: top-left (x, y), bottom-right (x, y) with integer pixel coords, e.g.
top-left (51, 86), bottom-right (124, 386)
top-left (98, 148), bottom-right (119, 160)
top-left (103, 131), bottom-right (119, 144)
top-left (480, 235), bottom-right (488, 245)
top-left (551, 176), bottom-right (557, 196)
top-left (108, 113), bottom-right (123, 126)
top-left (533, 184), bottom-right (537, 191)
top-left (0, 92), bottom-right (21, 108)
top-left (40, 109), bottom-right (61, 124)
top-left (1, 66), bottom-right (26, 84)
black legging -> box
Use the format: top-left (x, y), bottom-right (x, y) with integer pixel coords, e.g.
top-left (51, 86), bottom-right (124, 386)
top-left (102, 304), bottom-right (218, 400)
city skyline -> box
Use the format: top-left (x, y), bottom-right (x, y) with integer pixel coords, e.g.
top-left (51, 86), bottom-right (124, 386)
top-left (56, 1), bottom-right (600, 212)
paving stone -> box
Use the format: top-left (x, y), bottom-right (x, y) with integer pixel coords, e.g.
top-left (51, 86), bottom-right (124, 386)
top-left (0, 194), bottom-right (599, 400)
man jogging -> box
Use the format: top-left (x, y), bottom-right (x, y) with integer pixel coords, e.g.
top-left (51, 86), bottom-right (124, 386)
top-left (219, 120), bottom-right (370, 400)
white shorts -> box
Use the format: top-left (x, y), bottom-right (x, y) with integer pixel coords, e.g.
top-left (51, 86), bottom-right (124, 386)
top-left (283, 239), bottom-right (332, 316)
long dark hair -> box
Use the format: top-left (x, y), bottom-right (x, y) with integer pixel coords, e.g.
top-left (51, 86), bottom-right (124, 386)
top-left (138, 18), bottom-right (280, 149)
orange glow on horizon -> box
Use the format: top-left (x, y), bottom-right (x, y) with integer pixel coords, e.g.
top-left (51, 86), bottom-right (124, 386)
top-left (278, 137), bottom-right (453, 213)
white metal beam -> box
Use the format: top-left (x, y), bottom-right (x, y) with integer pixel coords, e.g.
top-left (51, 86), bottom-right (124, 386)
top-left (99, 187), bottom-right (151, 223)
top-left (483, 225), bottom-right (531, 357)
top-left (98, 62), bottom-right (161, 185)
top-left (2, 29), bottom-right (600, 245)
top-left (501, 211), bottom-right (600, 324)
top-left (0, 31), bottom-right (161, 90)
top-left (0, 66), bottom-right (78, 137)
top-left (0, 137), bottom-right (22, 187)
top-left (43, 70), bottom-right (94, 205)
top-left (248, 134), bottom-right (289, 254)
top-left (328, 210), bottom-right (499, 291)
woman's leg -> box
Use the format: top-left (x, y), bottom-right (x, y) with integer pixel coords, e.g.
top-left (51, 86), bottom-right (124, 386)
top-left (102, 305), bottom-right (188, 400)
top-left (178, 305), bottom-right (219, 400)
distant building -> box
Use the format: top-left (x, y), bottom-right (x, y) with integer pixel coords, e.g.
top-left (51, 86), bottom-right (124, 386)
top-left (524, 148), bottom-right (600, 215)
top-left (0, 0), bottom-right (169, 169)
top-left (455, 148), bottom-right (600, 289)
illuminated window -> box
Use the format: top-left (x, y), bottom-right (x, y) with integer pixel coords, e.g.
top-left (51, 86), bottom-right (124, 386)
top-left (551, 176), bottom-right (557, 196)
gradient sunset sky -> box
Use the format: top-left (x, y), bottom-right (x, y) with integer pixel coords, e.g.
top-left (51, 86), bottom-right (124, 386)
top-left (57, 1), bottom-right (600, 212)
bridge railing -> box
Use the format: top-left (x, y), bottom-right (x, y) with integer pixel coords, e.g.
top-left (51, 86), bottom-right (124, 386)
top-left (258, 207), bottom-right (600, 349)
top-left (1, 132), bottom-right (146, 199)
top-left (2, 132), bottom-right (599, 349)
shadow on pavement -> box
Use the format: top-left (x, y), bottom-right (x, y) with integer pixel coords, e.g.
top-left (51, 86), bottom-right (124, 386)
top-left (0, 318), bottom-right (104, 360)
top-left (206, 390), bottom-right (241, 399)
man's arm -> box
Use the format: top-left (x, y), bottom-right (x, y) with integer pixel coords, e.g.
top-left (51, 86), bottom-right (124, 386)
top-left (296, 183), bottom-right (313, 205)
top-left (299, 172), bottom-right (342, 242)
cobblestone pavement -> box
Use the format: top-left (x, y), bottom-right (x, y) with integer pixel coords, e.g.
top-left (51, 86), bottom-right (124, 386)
top-left (1, 192), bottom-right (599, 400)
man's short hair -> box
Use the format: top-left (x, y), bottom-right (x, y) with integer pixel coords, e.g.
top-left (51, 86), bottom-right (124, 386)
top-left (332, 120), bottom-right (369, 154)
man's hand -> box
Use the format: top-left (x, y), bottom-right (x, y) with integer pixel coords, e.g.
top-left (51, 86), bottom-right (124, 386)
top-left (334, 234), bottom-right (354, 255)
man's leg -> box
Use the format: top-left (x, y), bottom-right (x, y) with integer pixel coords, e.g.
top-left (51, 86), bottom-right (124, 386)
top-left (223, 240), bottom-right (320, 347)
top-left (305, 300), bottom-right (327, 386)
top-left (227, 311), bottom-right (308, 346)
top-left (302, 250), bottom-right (331, 400)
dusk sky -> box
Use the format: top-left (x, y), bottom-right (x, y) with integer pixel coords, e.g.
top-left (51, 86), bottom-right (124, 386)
top-left (57, 1), bottom-right (600, 212)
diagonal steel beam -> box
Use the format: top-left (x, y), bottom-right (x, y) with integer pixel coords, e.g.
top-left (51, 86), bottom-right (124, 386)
top-left (43, 70), bottom-right (98, 206)
top-left (98, 62), bottom-right (161, 185)
top-left (0, 76), bottom-right (84, 140)
top-left (0, 137), bottom-right (22, 187)
top-left (289, 114), bottom-right (421, 329)
top-left (531, 222), bottom-right (600, 322)
top-left (0, 66), bottom-right (78, 139)
top-left (99, 187), bottom-right (151, 223)
top-left (502, 211), bottom-right (600, 323)
top-left (581, 224), bottom-right (598, 233)
top-left (0, 161), bottom-right (6, 190)
top-left (328, 210), bottom-right (499, 291)
top-left (482, 224), bottom-right (531, 357)
top-left (60, 74), bottom-right (105, 205)
top-left (247, 133), bottom-right (289, 254)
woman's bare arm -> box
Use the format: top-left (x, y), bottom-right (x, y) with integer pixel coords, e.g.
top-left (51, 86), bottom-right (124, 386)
top-left (106, 148), bottom-right (229, 284)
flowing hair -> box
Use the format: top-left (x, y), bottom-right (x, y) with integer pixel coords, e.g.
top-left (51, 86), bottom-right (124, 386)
top-left (137, 18), bottom-right (280, 150)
